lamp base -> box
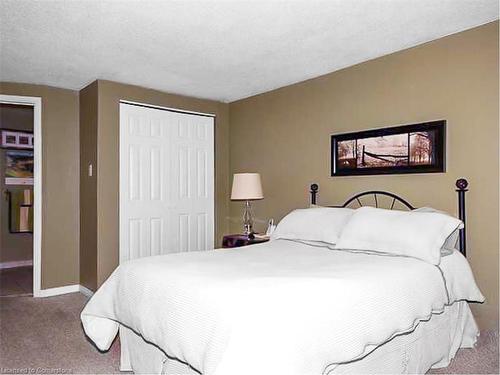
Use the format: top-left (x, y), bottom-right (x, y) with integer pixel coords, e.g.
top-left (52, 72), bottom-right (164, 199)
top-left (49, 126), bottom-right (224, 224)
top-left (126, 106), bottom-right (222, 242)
top-left (243, 224), bottom-right (253, 236)
top-left (242, 200), bottom-right (254, 236)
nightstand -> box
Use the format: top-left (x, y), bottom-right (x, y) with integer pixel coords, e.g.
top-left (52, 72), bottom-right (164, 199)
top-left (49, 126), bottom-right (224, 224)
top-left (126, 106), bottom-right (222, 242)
top-left (222, 234), bottom-right (269, 248)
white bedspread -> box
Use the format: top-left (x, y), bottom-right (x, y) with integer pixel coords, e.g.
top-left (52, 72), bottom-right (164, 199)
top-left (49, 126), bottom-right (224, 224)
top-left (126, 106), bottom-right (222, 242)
top-left (81, 240), bottom-right (483, 375)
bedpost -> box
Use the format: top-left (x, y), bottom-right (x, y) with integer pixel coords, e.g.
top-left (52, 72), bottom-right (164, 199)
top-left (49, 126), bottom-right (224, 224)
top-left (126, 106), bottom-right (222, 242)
top-left (456, 178), bottom-right (468, 256)
top-left (310, 183), bottom-right (319, 205)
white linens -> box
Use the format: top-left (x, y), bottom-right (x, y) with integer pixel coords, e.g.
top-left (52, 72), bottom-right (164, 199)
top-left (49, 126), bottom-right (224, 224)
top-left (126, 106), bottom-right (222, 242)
top-left (271, 207), bottom-right (353, 244)
top-left (439, 249), bottom-right (485, 303)
top-left (118, 301), bottom-right (479, 375)
top-left (413, 207), bottom-right (462, 255)
top-left (81, 240), bottom-right (483, 375)
top-left (335, 206), bottom-right (463, 264)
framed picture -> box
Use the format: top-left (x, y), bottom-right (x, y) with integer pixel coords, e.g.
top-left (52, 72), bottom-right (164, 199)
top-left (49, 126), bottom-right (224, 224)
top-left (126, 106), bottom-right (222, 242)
top-left (5, 150), bottom-right (34, 185)
top-left (331, 120), bottom-right (446, 176)
top-left (6, 189), bottom-right (33, 233)
top-left (1, 129), bottom-right (34, 150)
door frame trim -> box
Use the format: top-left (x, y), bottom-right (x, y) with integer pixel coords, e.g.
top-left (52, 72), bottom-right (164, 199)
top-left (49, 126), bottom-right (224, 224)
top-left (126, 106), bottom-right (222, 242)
top-left (0, 94), bottom-right (42, 297)
top-left (120, 100), bottom-right (216, 118)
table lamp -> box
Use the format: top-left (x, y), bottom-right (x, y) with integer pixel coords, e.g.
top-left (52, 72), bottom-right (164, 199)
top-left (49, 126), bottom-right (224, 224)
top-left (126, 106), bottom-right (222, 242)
top-left (231, 173), bottom-right (263, 235)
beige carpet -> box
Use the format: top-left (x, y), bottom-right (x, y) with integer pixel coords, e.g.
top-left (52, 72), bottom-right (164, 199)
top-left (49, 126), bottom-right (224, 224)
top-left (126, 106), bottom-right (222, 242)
top-left (0, 293), bottom-right (121, 374)
top-left (0, 292), bottom-right (498, 374)
top-left (429, 328), bottom-right (499, 374)
top-left (0, 266), bottom-right (33, 297)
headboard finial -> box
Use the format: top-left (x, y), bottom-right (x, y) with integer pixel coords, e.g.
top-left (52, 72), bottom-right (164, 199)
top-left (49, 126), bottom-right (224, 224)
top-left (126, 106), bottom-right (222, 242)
top-left (456, 178), bottom-right (468, 191)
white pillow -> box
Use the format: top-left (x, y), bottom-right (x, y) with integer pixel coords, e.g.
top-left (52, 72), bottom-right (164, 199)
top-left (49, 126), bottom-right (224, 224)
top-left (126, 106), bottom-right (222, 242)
top-left (271, 207), bottom-right (354, 245)
top-left (335, 206), bottom-right (463, 265)
top-left (413, 207), bottom-right (460, 256)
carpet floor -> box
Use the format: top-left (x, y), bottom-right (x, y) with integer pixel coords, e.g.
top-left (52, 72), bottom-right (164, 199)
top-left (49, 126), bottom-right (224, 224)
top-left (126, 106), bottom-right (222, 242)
top-left (0, 266), bottom-right (33, 297)
top-left (0, 292), bottom-right (498, 374)
top-left (0, 293), bottom-right (121, 374)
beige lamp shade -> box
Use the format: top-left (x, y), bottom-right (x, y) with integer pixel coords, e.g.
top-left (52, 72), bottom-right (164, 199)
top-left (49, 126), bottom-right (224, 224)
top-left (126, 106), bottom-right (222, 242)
top-left (231, 173), bottom-right (264, 200)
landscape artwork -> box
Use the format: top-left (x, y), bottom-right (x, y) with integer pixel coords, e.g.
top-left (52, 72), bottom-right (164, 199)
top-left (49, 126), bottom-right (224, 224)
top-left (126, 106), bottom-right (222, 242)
top-left (331, 121), bottom-right (445, 176)
top-left (5, 150), bottom-right (34, 185)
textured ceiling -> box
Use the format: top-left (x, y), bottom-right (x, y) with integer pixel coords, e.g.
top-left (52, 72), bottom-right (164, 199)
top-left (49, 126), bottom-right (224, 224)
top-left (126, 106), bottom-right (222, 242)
top-left (0, 0), bottom-right (498, 102)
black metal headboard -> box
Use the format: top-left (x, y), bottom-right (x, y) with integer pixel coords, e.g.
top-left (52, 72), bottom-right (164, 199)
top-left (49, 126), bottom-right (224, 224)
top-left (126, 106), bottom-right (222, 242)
top-left (309, 178), bottom-right (469, 256)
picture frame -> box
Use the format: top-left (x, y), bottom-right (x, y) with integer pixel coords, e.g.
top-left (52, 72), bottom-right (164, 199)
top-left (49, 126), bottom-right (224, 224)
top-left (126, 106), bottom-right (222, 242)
top-left (6, 189), bottom-right (33, 234)
top-left (0, 129), bottom-right (34, 150)
top-left (331, 120), bottom-right (446, 176)
top-left (5, 150), bottom-right (34, 185)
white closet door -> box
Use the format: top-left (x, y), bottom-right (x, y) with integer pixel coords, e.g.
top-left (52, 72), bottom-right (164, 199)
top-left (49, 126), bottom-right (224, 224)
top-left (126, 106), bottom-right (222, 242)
top-left (119, 103), bottom-right (214, 263)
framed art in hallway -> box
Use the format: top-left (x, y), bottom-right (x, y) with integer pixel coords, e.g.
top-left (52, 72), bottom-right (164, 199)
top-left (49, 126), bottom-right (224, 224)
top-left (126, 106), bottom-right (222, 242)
top-left (0, 129), bottom-right (34, 150)
top-left (331, 120), bottom-right (446, 176)
top-left (5, 150), bottom-right (34, 185)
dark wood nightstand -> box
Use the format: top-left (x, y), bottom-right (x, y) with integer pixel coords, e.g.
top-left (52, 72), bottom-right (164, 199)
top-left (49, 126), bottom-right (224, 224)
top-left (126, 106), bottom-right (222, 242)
top-left (222, 234), bottom-right (270, 248)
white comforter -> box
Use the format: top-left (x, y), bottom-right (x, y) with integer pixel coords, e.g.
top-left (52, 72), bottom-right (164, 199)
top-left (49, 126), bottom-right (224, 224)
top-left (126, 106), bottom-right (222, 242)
top-left (81, 240), bottom-right (483, 375)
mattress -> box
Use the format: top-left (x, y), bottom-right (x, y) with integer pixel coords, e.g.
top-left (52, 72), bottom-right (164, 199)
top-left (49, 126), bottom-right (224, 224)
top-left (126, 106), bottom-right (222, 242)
top-left (119, 300), bottom-right (479, 374)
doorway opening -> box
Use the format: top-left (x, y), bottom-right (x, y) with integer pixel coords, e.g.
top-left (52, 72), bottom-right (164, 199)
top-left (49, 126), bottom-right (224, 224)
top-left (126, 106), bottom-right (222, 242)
top-left (0, 95), bottom-right (42, 297)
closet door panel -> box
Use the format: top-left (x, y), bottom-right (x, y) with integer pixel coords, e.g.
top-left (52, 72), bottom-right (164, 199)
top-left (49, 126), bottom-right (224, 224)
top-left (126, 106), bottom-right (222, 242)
top-left (119, 103), bottom-right (214, 263)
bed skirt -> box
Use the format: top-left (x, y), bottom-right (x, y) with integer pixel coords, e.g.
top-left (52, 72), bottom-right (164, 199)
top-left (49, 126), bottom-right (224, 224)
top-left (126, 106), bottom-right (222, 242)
top-left (119, 301), bottom-right (478, 374)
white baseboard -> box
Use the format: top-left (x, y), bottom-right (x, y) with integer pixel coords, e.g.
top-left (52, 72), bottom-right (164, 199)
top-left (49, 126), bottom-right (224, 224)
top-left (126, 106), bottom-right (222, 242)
top-left (0, 260), bottom-right (33, 269)
top-left (79, 285), bottom-right (95, 297)
top-left (36, 284), bottom-right (80, 298)
top-left (34, 284), bottom-right (95, 298)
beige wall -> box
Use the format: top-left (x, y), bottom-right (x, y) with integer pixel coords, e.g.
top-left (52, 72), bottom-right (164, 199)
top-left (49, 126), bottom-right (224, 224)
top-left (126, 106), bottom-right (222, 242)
top-left (0, 104), bottom-right (33, 263)
top-left (229, 22), bottom-right (499, 329)
top-left (1, 23), bottom-right (496, 326)
top-left (0, 83), bottom-right (80, 289)
top-left (79, 82), bottom-right (98, 291)
top-left (89, 80), bottom-right (230, 287)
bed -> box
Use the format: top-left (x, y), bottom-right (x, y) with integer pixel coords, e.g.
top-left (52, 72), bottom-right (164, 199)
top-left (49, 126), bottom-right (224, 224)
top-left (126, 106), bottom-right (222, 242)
top-left (81, 178), bottom-right (484, 374)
